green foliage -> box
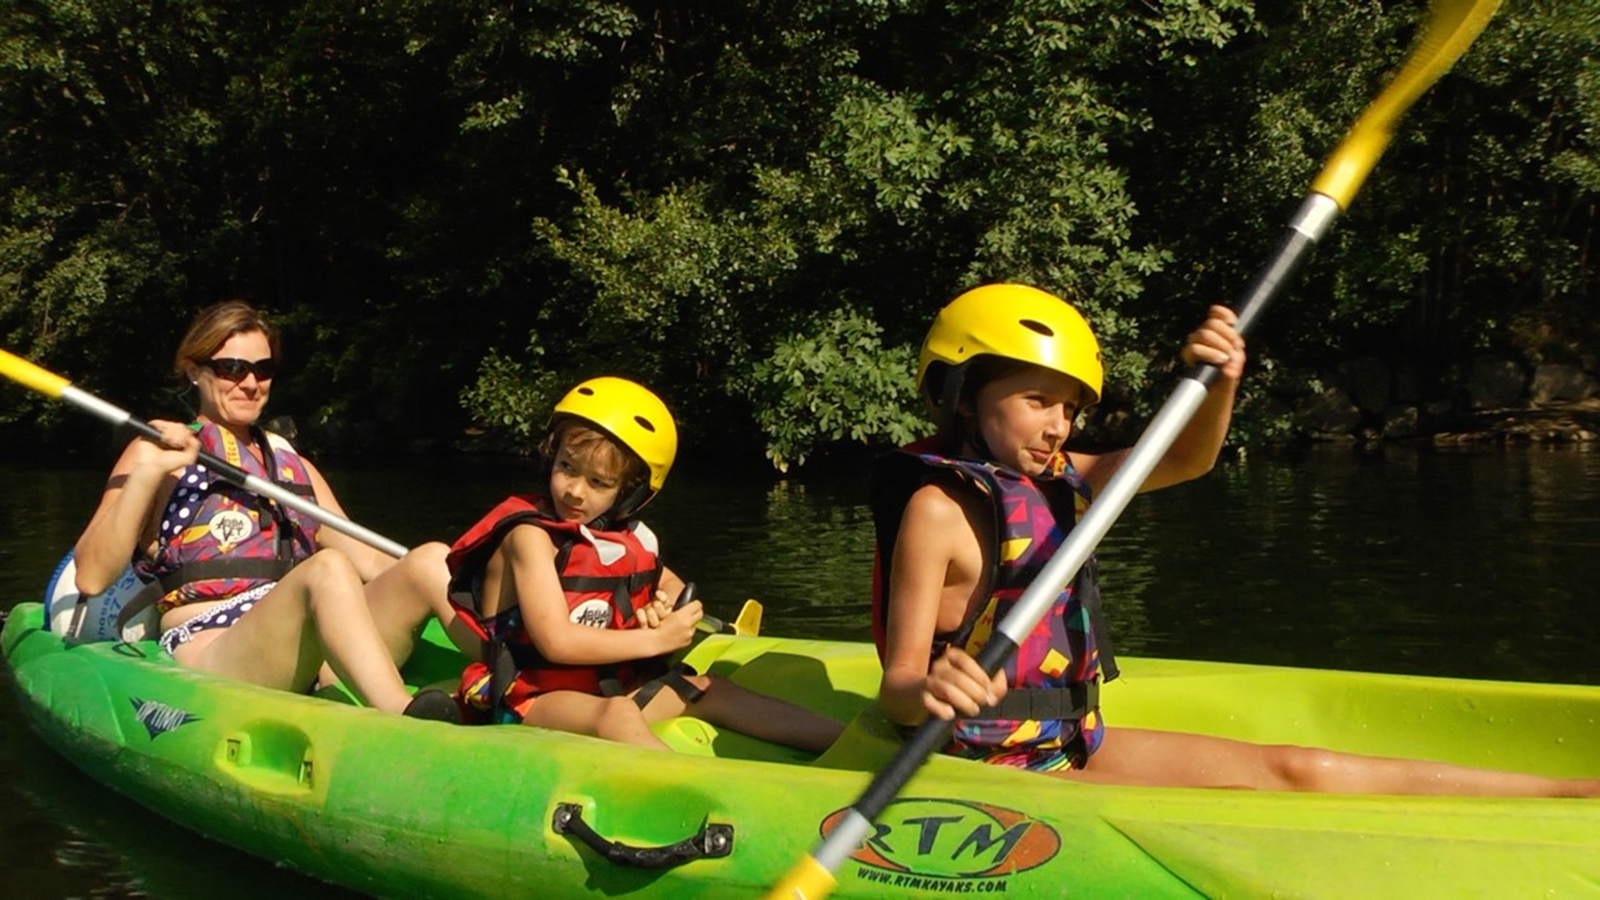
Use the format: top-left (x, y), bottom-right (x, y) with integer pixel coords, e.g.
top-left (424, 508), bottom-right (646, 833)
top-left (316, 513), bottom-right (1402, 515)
top-left (744, 309), bottom-right (924, 472)
top-left (1133, 2), bottom-right (1600, 384)
top-left (458, 337), bottom-right (562, 448)
top-left (1, 0), bottom-right (1595, 464)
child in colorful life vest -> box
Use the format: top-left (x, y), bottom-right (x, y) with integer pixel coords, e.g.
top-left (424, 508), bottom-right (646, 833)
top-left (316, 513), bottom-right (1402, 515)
top-left (872, 283), bottom-right (1600, 796)
top-left (446, 376), bottom-right (843, 752)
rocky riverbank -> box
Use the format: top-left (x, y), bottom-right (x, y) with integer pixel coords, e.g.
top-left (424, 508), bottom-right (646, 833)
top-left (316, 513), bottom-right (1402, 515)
top-left (1295, 357), bottom-right (1600, 445)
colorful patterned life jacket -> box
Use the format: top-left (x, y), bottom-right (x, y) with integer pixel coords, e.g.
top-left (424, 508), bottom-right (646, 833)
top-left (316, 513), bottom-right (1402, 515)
top-left (139, 423), bottom-right (319, 613)
top-left (870, 441), bottom-right (1118, 762)
top-left (445, 494), bottom-right (665, 709)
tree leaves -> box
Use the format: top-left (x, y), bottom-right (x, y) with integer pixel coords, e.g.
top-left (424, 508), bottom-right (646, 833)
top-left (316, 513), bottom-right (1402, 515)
top-left (1, 1), bottom-right (1594, 464)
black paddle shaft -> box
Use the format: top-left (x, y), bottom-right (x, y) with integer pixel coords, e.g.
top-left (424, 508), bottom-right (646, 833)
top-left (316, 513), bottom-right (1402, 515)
top-left (1192, 221), bottom-right (1322, 390)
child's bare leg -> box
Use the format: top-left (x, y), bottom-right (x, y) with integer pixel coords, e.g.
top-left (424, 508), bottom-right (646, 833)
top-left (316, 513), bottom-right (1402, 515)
top-left (1065, 727), bottom-right (1600, 797)
top-left (174, 549), bottom-right (414, 713)
top-left (639, 674), bottom-right (843, 753)
top-left (522, 691), bottom-right (671, 751)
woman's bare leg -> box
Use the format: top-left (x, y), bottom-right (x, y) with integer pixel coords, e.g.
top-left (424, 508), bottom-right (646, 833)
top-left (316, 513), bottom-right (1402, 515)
top-left (1058, 726), bottom-right (1600, 797)
top-left (362, 541), bottom-right (482, 664)
top-left (522, 692), bottom-right (670, 750)
top-left (173, 549), bottom-right (414, 713)
top-left (637, 674), bottom-right (843, 753)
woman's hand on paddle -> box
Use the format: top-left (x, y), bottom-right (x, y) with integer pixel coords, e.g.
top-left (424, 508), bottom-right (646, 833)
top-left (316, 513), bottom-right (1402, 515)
top-left (922, 646), bottom-right (1007, 721)
top-left (1180, 305), bottom-right (1247, 381)
top-left (129, 419), bottom-right (199, 478)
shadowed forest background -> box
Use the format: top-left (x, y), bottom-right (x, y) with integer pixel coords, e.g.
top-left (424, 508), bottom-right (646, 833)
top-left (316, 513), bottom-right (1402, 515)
top-left (1, 1), bottom-right (1595, 468)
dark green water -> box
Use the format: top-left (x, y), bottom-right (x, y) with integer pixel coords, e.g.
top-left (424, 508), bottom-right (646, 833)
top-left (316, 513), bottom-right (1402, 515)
top-left (3, 444), bottom-right (1598, 897)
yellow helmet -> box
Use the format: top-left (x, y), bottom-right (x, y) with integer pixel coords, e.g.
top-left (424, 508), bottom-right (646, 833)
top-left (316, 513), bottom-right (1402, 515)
top-left (551, 376), bottom-right (678, 505)
top-left (917, 284), bottom-right (1104, 414)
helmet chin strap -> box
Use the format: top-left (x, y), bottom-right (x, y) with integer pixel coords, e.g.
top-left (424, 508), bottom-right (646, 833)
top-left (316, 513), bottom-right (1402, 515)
top-left (592, 481), bottom-right (652, 531)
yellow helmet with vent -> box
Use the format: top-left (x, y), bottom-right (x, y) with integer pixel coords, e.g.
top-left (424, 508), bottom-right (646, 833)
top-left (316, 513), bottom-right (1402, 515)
top-left (917, 284), bottom-right (1104, 414)
top-left (551, 376), bottom-right (677, 505)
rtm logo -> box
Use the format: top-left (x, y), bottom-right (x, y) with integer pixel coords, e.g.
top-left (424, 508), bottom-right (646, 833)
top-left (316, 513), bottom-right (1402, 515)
top-left (821, 798), bottom-right (1061, 879)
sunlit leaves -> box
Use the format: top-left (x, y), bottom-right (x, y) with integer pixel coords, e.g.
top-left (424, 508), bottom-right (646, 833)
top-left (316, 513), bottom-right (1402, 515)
top-left (746, 309), bottom-right (924, 471)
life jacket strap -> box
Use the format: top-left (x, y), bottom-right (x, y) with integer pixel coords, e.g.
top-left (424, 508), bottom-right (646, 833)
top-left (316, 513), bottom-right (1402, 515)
top-left (489, 638), bottom-right (517, 721)
top-left (974, 678), bottom-right (1099, 722)
top-left (157, 558), bottom-right (297, 594)
top-left (558, 566), bottom-right (663, 622)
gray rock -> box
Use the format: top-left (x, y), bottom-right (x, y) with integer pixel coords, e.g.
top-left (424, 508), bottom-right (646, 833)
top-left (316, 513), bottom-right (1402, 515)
top-left (1381, 405), bottom-right (1420, 439)
top-left (1345, 357), bottom-right (1392, 414)
top-left (1530, 364), bottom-right (1597, 404)
top-left (1465, 357), bottom-right (1526, 409)
top-left (1296, 386), bottom-right (1362, 435)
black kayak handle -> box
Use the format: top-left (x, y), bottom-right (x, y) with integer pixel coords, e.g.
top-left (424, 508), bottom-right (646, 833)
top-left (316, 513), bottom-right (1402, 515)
top-left (552, 802), bottom-right (734, 869)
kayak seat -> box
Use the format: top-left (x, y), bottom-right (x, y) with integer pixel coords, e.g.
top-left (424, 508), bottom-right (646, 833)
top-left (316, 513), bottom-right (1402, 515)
top-left (684, 635), bottom-right (880, 723)
top-left (652, 715), bottom-right (825, 765)
top-left (649, 704), bottom-right (907, 771)
top-left (809, 703), bottom-right (903, 772)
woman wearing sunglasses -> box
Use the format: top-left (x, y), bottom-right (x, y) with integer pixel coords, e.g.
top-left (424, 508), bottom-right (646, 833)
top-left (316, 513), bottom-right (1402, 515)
top-left (71, 300), bottom-right (460, 720)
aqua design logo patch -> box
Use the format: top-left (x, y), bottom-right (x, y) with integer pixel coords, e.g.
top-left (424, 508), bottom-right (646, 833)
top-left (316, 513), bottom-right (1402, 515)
top-left (821, 798), bottom-right (1060, 893)
top-left (130, 698), bottom-right (200, 739)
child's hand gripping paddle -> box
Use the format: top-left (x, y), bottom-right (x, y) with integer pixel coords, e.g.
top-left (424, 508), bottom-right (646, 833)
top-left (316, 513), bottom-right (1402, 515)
top-left (674, 582), bottom-right (763, 637)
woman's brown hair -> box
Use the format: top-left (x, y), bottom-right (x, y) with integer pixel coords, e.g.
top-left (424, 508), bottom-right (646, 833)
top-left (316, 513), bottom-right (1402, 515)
top-left (173, 300), bottom-right (280, 381)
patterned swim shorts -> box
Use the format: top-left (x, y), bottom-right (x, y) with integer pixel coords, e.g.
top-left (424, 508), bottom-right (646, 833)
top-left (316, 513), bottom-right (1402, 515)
top-left (158, 582), bottom-right (276, 656)
top-left (955, 744), bottom-right (1083, 773)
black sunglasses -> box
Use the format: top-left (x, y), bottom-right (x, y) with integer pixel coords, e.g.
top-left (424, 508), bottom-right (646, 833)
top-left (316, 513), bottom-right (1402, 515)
top-left (200, 357), bottom-right (277, 382)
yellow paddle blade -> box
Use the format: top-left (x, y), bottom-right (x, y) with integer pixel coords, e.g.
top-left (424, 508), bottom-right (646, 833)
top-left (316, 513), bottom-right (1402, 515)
top-left (0, 348), bottom-right (71, 398)
top-left (732, 599), bottom-right (764, 637)
top-left (1311, 0), bottom-right (1502, 209)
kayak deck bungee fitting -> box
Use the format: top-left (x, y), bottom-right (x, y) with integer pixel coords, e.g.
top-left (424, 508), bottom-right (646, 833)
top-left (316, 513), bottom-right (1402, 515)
top-left (7, 599), bottom-right (1600, 898)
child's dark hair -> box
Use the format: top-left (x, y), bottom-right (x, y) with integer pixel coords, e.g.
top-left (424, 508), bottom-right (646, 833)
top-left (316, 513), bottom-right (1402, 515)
top-left (930, 355), bottom-right (1039, 454)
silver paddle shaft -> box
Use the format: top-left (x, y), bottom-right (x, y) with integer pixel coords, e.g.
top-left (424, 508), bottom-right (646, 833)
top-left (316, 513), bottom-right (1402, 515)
top-left (60, 384), bottom-right (410, 559)
top-left (997, 194), bottom-right (1340, 646)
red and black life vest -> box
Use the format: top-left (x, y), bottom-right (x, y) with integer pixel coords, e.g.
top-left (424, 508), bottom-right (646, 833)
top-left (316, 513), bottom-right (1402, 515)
top-left (138, 423), bottom-right (319, 613)
top-left (869, 440), bottom-right (1117, 760)
top-left (445, 494), bottom-right (665, 704)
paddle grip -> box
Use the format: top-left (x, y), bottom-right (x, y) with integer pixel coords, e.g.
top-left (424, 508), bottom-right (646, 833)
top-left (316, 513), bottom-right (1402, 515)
top-left (120, 418), bottom-right (411, 559)
top-left (1230, 226), bottom-right (1319, 340)
top-left (674, 581), bottom-right (697, 610)
top-left (973, 632), bottom-right (1022, 679)
top-left (673, 581), bottom-right (733, 634)
top-left (123, 417), bottom-right (278, 493)
top-left (849, 639), bottom-right (1023, 823)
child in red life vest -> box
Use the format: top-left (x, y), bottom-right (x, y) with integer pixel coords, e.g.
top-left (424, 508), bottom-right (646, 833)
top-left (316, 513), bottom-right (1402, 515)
top-left (447, 376), bottom-right (842, 752)
top-left (874, 283), bottom-right (1600, 796)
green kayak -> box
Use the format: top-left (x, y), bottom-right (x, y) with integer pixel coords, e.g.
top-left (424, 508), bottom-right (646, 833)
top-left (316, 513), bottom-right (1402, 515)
top-left (6, 599), bottom-right (1600, 898)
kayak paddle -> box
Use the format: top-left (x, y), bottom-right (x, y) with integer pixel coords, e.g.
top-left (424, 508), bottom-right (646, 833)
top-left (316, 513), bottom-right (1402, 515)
top-left (764, 0), bottom-right (1503, 895)
top-left (0, 347), bottom-right (410, 559)
top-left (675, 581), bottom-right (764, 636)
